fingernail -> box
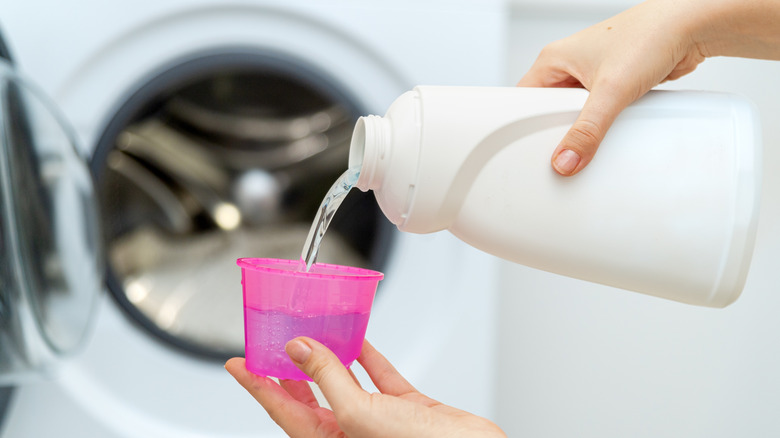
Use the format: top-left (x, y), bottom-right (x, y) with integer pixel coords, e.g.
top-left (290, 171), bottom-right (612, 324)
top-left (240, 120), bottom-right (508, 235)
top-left (285, 339), bottom-right (312, 364)
top-left (553, 149), bottom-right (581, 175)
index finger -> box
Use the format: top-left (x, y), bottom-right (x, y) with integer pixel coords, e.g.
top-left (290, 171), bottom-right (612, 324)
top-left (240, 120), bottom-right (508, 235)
top-left (553, 85), bottom-right (633, 175)
top-left (517, 66), bottom-right (585, 88)
top-left (357, 340), bottom-right (417, 397)
top-left (286, 337), bottom-right (367, 414)
top-left (225, 358), bottom-right (322, 436)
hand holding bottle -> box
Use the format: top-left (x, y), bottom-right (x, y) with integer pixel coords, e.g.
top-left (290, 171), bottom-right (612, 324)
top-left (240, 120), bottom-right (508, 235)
top-left (518, 0), bottom-right (780, 176)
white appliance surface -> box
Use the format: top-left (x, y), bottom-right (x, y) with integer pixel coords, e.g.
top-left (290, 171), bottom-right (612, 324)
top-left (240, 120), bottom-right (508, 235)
top-left (500, 2), bottom-right (780, 437)
top-left (0, 1), bottom-right (507, 437)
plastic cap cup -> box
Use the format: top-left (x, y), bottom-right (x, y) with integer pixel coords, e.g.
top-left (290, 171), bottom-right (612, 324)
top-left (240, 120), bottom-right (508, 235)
top-left (237, 258), bottom-right (383, 381)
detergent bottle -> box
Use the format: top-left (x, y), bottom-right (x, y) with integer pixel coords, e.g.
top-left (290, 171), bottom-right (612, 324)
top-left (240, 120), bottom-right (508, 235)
top-left (348, 86), bottom-right (762, 307)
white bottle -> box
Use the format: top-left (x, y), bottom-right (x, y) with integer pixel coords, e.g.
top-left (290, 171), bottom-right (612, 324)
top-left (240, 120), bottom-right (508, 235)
top-left (348, 86), bottom-right (762, 307)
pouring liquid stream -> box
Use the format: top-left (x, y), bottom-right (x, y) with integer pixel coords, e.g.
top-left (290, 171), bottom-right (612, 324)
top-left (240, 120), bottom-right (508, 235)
top-left (298, 167), bottom-right (361, 271)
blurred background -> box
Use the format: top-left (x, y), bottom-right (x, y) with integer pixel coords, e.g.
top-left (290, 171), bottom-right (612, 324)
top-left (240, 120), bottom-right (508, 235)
top-left (501, 1), bottom-right (780, 437)
top-left (1, 0), bottom-right (779, 437)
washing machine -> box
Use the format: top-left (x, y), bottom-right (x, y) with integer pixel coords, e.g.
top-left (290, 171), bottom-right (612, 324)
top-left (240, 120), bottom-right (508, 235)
top-left (0, 1), bottom-right (507, 436)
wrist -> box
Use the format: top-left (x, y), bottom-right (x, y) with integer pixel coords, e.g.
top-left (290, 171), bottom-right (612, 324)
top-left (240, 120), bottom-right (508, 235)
top-left (690, 0), bottom-right (780, 59)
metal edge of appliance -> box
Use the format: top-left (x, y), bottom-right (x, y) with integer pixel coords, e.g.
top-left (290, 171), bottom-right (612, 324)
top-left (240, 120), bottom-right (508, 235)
top-left (0, 388), bottom-right (10, 437)
top-left (0, 25), bottom-right (13, 435)
top-left (89, 46), bottom-right (396, 362)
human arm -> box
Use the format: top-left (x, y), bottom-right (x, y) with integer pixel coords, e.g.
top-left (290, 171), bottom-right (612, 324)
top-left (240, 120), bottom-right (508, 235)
top-left (518, 0), bottom-right (780, 176)
top-left (225, 337), bottom-right (506, 438)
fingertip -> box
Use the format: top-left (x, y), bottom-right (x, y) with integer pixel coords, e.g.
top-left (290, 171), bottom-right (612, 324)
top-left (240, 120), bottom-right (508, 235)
top-left (285, 338), bottom-right (313, 364)
top-left (516, 77), bottom-right (532, 87)
top-left (225, 357), bottom-right (246, 375)
top-left (516, 73), bottom-right (542, 88)
top-left (224, 357), bottom-right (323, 436)
top-left (552, 148), bottom-right (582, 176)
top-left (224, 357), bottom-right (279, 396)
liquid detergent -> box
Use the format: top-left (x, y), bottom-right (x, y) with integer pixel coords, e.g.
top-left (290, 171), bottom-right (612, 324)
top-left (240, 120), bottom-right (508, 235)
top-left (299, 167), bottom-right (360, 271)
top-left (244, 307), bottom-right (370, 380)
top-left (347, 86), bottom-right (762, 307)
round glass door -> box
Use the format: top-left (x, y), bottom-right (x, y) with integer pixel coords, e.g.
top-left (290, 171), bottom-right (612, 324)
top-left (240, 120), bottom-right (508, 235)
top-left (0, 60), bottom-right (103, 381)
top-left (92, 50), bottom-right (393, 360)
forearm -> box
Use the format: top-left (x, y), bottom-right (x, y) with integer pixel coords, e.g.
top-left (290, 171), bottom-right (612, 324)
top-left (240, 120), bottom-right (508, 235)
top-left (694, 0), bottom-right (780, 60)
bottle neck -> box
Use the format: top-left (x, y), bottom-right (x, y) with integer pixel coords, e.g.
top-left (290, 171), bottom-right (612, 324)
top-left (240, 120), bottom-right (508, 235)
top-left (349, 115), bottom-right (389, 191)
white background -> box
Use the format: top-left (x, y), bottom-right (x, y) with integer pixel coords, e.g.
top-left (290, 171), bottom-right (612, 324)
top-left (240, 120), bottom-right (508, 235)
top-left (499, 1), bottom-right (780, 436)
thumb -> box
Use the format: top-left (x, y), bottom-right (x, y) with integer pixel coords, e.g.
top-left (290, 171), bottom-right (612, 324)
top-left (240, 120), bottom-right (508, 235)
top-left (285, 337), bottom-right (364, 411)
top-left (552, 88), bottom-right (629, 176)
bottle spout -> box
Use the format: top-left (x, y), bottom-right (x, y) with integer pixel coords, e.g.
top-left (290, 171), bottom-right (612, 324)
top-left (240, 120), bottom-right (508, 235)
top-left (348, 117), bottom-right (367, 177)
top-left (349, 115), bottom-right (387, 192)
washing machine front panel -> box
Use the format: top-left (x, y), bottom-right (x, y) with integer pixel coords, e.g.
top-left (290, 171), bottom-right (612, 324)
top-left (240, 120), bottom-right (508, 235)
top-left (6, 2), bottom-right (410, 153)
top-left (1, 1), bottom-right (507, 436)
top-left (5, 0), bottom-right (506, 150)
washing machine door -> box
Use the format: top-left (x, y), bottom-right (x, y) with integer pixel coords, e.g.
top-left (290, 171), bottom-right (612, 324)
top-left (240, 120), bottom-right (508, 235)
top-left (0, 58), bottom-right (103, 383)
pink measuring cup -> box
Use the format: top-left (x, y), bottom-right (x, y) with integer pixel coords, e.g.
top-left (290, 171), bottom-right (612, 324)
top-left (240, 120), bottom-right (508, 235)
top-left (237, 258), bottom-right (383, 381)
